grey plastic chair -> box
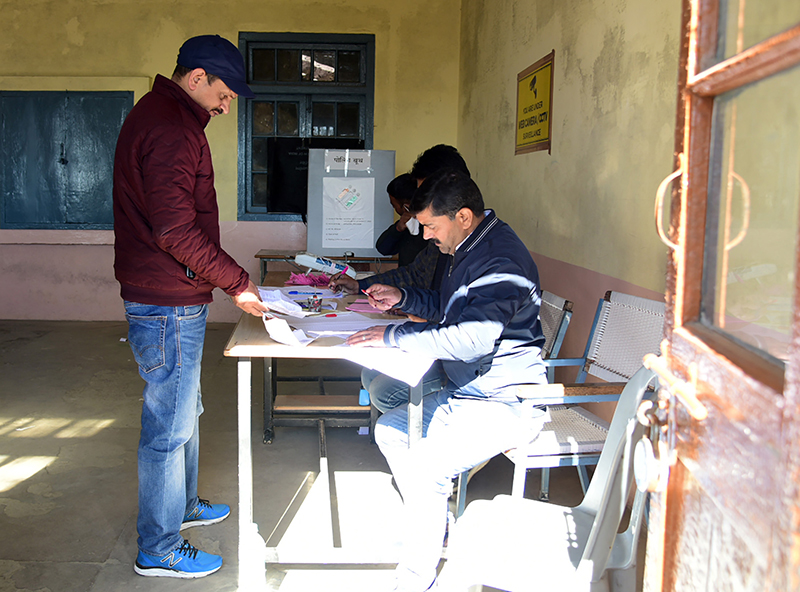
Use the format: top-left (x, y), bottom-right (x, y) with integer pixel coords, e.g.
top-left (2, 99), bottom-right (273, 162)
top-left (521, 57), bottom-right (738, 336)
top-left (530, 291), bottom-right (665, 500)
top-left (436, 366), bottom-right (659, 592)
top-left (455, 291), bottom-right (664, 514)
top-left (539, 290), bottom-right (574, 366)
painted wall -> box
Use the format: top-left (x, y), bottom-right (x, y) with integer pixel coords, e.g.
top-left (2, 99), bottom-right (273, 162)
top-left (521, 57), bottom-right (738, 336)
top-left (457, 0), bottom-right (680, 375)
top-left (0, 0), bottom-right (461, 321)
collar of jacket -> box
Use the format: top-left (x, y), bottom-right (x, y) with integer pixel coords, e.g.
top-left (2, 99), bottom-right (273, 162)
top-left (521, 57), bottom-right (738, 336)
top-left (152, 74), bottom-right (212, 129)
top-left (449, 209), bottom-right (498, 277)
top-left (457, 209), bottom-right (497, 256)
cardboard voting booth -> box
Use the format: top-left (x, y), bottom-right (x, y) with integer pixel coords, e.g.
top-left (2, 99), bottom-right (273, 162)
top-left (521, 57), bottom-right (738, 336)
top-left (306, 149), bottom-right (396, 258)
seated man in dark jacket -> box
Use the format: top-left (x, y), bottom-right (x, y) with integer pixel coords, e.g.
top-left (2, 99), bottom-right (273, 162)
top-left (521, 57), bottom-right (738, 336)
top-left (347, 169), bottom-right (548, 592)
top-left (331, 145), bottom-right (471, 412)
top-left (375, 173), bottom-right (428, 267)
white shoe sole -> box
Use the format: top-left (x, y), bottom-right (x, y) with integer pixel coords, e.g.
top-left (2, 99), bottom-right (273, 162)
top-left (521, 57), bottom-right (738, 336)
top-left (179, 510), bottom-right (231, 531)
top-left (134, 563), bottom-right (221, 579)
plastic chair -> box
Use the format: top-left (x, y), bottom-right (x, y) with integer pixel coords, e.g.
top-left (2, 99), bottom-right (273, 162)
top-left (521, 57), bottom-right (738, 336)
top-left (436, 366), bottom-right (659, 592)
top-left (539, 290), bottom-right (574, 363)
top-left (454, 291), bottom-right (664, 513)
top-left (532, 291), bottom-right (665, 500)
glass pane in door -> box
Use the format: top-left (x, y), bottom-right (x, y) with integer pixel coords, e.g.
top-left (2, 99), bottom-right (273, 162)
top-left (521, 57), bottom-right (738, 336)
top-left (718, 0), bottom-right (800, 62)
top-left (703, 63), bottom-right (800, 362)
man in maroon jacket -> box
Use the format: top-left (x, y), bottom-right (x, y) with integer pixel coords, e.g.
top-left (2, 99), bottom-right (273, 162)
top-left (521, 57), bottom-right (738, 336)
top-left (113, 35), bottom-right (268, 579)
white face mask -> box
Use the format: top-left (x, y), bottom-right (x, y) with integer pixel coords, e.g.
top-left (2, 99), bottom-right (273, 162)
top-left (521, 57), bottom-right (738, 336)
top-left (406, 217), bottom-right (420, 236)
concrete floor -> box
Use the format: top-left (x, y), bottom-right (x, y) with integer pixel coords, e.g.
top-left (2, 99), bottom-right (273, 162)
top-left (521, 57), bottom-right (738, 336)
top-left (0, 320), bottom-right (623, 592)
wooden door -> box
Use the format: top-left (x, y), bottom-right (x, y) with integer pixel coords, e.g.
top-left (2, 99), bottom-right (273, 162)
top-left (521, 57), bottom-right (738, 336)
top-left (646, 1), bottom-right (800, 590)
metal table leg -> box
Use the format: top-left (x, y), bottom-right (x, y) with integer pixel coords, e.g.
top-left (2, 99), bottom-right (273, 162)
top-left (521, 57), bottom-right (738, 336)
top-left (263, 357), bottom-right (275, 444)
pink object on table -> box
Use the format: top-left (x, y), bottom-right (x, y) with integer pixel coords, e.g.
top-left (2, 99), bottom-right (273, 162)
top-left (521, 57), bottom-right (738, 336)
top-left (346, 298), bottom-right (384, 314)
top-left (285, 272), bottom-right (330, 287)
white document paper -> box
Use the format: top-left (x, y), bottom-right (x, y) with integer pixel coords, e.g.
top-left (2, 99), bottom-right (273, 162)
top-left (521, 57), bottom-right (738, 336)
top-left (340, 347), bottom-right (435, 387)
top-left (262, 315), bottom-right (314, 347)
top-left (287, 313), bottom-right (403, 338)
top-left (257, 287), bottom-right (307, 318)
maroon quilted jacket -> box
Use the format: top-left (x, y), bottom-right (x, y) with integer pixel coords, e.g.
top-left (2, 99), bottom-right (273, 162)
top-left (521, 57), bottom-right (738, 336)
top-left (113, 75), bottom-right (249, 306)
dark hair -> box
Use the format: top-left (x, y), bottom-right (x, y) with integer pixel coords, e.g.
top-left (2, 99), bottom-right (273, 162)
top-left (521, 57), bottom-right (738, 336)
top-left (172, 64), bottom-right (220, 85)
top-left (409, 168), bottom-right (484, 218)
top-left (409, 144), bottom-right (471, 181)
top-left (386, 173), bottom-right (417, 204)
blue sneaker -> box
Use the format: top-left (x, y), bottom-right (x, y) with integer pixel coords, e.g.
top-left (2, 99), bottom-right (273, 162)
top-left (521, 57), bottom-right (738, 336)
top-left (181, 498), bottom-right (231, 530)
top-left (134, 540), bottom-right (222, 578)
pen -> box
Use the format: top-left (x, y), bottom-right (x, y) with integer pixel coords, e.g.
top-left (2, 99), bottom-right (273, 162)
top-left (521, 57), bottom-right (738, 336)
top-left (288, 290), bottom-right (321, 295)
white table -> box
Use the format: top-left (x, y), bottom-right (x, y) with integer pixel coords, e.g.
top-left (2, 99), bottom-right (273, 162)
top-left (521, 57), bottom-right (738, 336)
top-left (224, 310), bottom-right (425, 585)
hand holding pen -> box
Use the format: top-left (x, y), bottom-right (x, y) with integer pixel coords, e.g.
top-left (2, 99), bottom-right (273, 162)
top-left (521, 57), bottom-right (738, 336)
top-left (362, 284), bottom-right (401, 311)
top-left (328, 272), bottom-right (359, 295)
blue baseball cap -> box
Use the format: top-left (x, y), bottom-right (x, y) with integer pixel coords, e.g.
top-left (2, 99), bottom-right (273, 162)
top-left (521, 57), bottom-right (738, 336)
top-left (177, 35), bottom-right (255, 98)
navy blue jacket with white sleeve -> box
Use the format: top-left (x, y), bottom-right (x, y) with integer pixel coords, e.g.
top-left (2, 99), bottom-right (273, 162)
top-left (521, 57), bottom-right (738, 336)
top-left (384, 210), bottom-right (547, 402)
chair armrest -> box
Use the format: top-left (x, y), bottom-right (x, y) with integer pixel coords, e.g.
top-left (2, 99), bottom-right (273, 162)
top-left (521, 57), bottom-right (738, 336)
top-left (542, 357), bottom-right (585, 368)
top-left (515, 382), bottom-right (626, 405)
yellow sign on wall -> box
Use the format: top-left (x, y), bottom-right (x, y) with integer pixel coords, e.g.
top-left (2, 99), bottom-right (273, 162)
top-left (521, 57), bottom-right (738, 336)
top-left (516, 50), bottom-right (554, 155)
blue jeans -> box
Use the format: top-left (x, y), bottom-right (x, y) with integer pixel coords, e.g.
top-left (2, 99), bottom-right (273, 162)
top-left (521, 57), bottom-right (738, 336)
top-left (362, 362), bottom-right (446, 413)
top-left (124, 301), bottom-right (208, 557)
top-left (375, 389), bottom-right (546, 592)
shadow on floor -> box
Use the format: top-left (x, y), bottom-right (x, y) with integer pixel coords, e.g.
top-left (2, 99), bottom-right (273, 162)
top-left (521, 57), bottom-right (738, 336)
top-left (0, 321), bottom-right (640, 592)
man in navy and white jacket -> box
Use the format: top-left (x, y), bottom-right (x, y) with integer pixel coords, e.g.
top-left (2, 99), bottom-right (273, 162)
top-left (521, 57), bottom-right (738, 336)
top-left (347, 168), bottom-right (548, 592)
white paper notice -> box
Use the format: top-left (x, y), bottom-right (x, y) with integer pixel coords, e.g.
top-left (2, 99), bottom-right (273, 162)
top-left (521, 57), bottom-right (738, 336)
top-left (322, 177), bottom-right (375, 249)
top-left (324, 150), bottom-right (371, 172)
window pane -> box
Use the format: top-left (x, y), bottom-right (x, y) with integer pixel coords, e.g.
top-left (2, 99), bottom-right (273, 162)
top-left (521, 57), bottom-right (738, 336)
top-left (338, 50), bottom-right (361, 83)
top-left (301, 51), bottom-right (312, 81)
top-left (252, 102), bottom-right (274, 135)
top-left (252, 49), bottom-right (275, 82)
top-left (277, 49), bottom-right (300, 82)
top-left (252, 174), bottom-right (268, 208)
top-left (313, 50), bottom-right (336, 82)
top-left (703, 63), bottom-right (800, 362)
top-left (718, 0), bottom-right (800, 62)
top-left (312, 102), bottom-right (335, 137)
top-left (277, 102), bottom-right (299, 136)
top-left (337, 103), bottom-right (360, 137)
top-left (252, 137), bottom-right (269, 171)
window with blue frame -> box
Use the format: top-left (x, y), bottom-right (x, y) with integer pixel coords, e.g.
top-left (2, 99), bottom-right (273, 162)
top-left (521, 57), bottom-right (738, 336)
top-left (238, 33), bottom-right (375, 221)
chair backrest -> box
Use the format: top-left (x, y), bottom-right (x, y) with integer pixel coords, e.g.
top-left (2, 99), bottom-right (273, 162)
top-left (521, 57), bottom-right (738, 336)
top-left (577, 291), bottom-right (665, 383)
top-left (539, 290), bottom-right (574, 359)
top-left (576, 366), bottom-right (658, 581)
